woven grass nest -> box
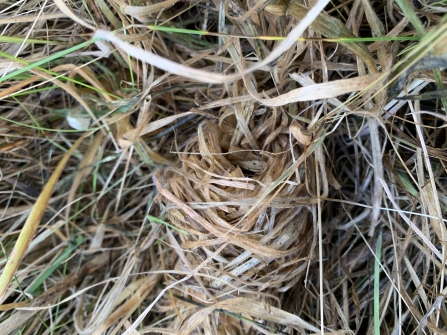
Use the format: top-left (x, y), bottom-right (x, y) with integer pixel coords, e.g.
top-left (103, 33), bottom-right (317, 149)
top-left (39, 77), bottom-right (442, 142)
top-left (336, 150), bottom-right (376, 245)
top-left (154, 113), bottom-right (321, 295)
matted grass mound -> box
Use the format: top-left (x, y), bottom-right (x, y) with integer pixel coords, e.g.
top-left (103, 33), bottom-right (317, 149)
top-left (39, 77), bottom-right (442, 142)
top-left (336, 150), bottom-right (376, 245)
top-left (155, 119), bottom-right (318, 294)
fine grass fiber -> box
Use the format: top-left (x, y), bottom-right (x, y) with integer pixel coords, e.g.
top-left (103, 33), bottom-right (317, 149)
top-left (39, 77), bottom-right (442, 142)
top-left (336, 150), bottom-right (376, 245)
top-left (0, 0), bottom-right (447, 334)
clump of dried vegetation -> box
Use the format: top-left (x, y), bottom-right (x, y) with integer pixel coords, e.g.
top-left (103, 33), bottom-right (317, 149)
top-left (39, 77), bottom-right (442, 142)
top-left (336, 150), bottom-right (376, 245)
top-left (1, 0), bottom-right (447, 334)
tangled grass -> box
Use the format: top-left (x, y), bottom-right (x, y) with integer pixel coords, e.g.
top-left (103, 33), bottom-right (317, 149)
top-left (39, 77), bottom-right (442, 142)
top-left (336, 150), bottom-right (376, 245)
top-left (0, 0), bottom-right (447, 334)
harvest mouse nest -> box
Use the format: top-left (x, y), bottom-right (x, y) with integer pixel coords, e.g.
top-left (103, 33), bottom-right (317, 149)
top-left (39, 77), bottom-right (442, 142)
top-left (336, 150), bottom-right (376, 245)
top-left (154, 113), bottom-right (321, 294)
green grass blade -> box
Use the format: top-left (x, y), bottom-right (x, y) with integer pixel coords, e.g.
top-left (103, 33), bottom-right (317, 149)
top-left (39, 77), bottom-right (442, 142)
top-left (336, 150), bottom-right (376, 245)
top-left (0, 38), bottom-right (98, 84)
top-left (147, 24), bottom-right (420, 42)
top-left (0, 48), bottom-right (121, 100)
top-left (147, 215), bottom-right (189, 235)
top-left (394, 0), bottom-right (426, 36)
top-left (0, 114), bottom-right (102, 132)
top-left (26, 236), bottom-right (84, 295)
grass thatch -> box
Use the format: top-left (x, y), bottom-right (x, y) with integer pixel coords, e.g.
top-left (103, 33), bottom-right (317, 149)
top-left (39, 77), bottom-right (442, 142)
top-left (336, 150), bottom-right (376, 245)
top-left (1, 0), bottom-right (447, 334)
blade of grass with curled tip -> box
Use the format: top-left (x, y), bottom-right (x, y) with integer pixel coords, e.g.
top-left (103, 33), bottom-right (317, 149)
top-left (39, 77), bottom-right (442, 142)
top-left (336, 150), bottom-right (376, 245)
top-left (93, 0), bottom-right (331, 85)
top-left (0, 133), bottom-right (89, 301)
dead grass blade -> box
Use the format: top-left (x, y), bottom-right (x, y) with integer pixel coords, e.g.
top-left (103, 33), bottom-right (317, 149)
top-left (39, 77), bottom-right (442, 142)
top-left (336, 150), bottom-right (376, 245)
top-left (119, 0), bottom-right (179, 21)
top-left (214, 297), bottom-right (320, 333)
top-left (91, 274), bottom-right (161, 335)
top-left (366, 119), bottom-right (384, 236)
top-left (176, 295), bottom-right (320, 335)
top-left (259, 73), bottom-right (382, 106)
top-left (123, 111), bottom-right (195, 140)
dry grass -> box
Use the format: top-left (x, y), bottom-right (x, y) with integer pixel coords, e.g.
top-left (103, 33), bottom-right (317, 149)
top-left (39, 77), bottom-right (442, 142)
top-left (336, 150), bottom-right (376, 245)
top-left (0, 0), bottom-right (447, 334)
